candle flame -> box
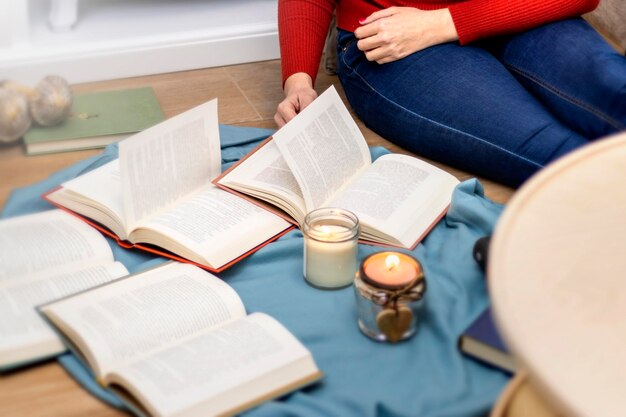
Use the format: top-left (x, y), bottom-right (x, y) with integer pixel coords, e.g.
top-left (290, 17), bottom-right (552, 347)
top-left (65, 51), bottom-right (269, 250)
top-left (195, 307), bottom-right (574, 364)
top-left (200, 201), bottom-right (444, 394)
top-left (319, 225), bottom-right (331, 234)
top-left (316, 225), bottom-right (336, 240)
top-left (385, 254), bottom-right (400, 271)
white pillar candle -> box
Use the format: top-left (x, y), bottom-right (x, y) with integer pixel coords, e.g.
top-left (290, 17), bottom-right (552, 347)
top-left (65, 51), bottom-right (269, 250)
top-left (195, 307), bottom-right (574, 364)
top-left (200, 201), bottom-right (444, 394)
top-left (304, 224), bottom-right (358, 289)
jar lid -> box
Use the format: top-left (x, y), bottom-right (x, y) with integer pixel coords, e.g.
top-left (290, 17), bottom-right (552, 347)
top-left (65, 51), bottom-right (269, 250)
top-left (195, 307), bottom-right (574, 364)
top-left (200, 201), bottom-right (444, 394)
top-left (360, 251), bottom-right (424, 290)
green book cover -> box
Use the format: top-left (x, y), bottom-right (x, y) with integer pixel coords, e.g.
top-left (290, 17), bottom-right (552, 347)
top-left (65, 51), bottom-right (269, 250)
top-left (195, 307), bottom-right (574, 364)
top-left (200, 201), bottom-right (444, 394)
top-left (24, 87), bottom-right (165, 155)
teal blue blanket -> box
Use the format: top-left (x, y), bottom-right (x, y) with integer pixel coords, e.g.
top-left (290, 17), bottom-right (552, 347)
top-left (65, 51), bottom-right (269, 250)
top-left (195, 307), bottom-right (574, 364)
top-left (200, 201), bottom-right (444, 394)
top-left (2, 125), bottom-right (509, 417)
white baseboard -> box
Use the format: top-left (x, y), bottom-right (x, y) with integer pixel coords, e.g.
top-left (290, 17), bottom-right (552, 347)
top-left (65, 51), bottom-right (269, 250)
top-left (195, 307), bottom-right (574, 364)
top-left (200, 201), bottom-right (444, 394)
top-left (0, 0), bottom-right (279, 84)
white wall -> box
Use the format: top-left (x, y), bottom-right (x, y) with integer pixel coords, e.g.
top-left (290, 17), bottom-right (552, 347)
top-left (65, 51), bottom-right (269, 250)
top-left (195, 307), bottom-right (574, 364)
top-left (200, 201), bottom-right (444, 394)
top-left (0, 0), bottom-right (280, 84)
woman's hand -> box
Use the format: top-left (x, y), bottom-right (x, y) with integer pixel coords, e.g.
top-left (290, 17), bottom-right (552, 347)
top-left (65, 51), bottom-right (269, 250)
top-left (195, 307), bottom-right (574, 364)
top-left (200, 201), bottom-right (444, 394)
top-left (274, 72), bottom-right (318, 127)
top-left (355, 7), bottom-right (459, 64)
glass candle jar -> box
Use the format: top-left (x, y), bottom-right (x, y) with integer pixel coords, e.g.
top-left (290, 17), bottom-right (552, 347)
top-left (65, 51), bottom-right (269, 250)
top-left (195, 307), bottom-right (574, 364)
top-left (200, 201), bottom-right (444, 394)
top-left (354, 251), bottom-right (426, 342)
top-left (302, 208), bottom-right (359, 289)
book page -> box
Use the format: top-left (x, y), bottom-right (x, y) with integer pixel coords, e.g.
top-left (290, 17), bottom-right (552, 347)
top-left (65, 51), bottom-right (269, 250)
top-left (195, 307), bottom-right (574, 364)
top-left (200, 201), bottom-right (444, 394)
top-left (273, 86), bottom-right (371, 211)
top-left (217, 140), bottom-right (307, 222)
top-left (107, 313), bottom-right (318, 417)
top-left (329, 154), bottom-right (459, 248)
top-left (119, 99), bottom-right (221, 228)
top-left (0, 262), bottom-right (128, 368)
top-left (41, 262), bottom-right (246, 376)
top-left (132, 184), bottom-right (290, 268)
top-left (0, 210), bottom-right (115, 283)
top-left (47, 160), bottom-right (127, 239)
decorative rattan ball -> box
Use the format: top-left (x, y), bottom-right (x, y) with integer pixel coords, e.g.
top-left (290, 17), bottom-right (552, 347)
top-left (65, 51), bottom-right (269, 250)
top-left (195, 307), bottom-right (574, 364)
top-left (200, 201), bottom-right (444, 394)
top-left (29, 75), bottom-right (72, 126)
top-left (0, 85), bottom-right (32, 144)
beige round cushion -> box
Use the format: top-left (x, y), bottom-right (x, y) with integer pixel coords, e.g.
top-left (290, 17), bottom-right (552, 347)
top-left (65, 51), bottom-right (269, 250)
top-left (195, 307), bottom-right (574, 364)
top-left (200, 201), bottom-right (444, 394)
top-left (489, 132), bottom-right (626, 417)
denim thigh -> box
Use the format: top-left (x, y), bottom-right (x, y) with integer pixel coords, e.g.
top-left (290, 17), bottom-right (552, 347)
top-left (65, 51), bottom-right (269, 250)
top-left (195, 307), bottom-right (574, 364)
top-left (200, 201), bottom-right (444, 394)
top-left (486, 18), bottom-right (626, 138)
top-left (336, 30), bottom-right (588, 187)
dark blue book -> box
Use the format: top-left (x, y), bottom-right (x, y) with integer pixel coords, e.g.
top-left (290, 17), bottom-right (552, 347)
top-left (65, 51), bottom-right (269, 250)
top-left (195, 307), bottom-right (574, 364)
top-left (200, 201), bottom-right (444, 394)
top-left (459, 307), bottom-right (516, 373)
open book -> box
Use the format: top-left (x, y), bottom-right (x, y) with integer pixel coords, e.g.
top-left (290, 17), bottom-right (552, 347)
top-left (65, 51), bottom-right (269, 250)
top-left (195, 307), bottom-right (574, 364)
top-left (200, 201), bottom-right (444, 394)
top-left (45, 99), bottom-right (291, 271)
top-left (215, 86), bottom-right (460, 249)
top-left (0, 209), bottom-right (129, 371)
top-left (39, 262), bottom-right (323, 417)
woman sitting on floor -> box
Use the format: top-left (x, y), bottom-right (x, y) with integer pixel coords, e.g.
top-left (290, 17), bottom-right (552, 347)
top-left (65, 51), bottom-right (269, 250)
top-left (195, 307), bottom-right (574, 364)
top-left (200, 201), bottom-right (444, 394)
top-left (274, 0), bottom-right (626, 187)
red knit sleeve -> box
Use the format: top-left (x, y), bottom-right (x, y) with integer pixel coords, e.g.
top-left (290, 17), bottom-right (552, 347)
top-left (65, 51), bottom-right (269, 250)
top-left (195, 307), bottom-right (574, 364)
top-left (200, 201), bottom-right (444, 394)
top-left (448, 0), bottom-right (599, 45)
top-left (278, 0), bottom-right (338, 86)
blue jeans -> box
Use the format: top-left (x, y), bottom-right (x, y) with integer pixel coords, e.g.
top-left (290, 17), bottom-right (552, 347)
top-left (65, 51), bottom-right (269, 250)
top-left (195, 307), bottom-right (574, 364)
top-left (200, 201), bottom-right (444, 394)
top-left (337, 18), bottom-right (626, 187)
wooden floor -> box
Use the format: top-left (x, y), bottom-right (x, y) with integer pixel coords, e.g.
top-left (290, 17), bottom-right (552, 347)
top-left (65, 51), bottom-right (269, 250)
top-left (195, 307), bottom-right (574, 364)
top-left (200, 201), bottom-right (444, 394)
top-left (0, 59), bottom-right (513, 417)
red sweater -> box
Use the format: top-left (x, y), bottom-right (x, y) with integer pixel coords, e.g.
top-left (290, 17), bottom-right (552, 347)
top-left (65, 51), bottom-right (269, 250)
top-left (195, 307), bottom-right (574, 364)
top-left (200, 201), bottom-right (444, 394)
top-left (279, 0), bottom-right (599, 84)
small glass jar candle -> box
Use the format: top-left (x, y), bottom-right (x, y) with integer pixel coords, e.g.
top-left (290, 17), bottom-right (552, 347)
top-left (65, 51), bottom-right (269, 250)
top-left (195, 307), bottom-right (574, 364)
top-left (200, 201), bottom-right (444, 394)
top-left (303, 208), bottom-right (359, 289)
top-left (354, 251), bottom-right (426, 342)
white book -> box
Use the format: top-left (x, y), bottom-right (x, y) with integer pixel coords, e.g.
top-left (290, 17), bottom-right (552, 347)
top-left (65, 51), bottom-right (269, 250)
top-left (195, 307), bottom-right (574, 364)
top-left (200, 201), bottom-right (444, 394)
top-left (40, 262), bottom-right (323, 417)
top-left (45, 99), bottom-right (291, 271)
top-left (215, 86), bottom-right (459, 249)
top-left (0, 209), bottom-right (129, 371)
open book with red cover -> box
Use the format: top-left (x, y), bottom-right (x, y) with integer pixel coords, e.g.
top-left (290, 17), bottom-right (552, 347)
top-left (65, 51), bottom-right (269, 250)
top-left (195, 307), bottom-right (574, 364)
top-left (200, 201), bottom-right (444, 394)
top-left (214, 86), bottom-right (459, 250)
top-left (44, 99), bottom-right (292, 272)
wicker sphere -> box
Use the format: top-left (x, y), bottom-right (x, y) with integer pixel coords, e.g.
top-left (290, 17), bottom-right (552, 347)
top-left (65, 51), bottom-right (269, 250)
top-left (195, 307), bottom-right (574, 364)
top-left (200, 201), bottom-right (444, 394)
top-left (30, 75), bottom-right (72, 126)
top-left (0, 86), bottom-right (32, 144)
